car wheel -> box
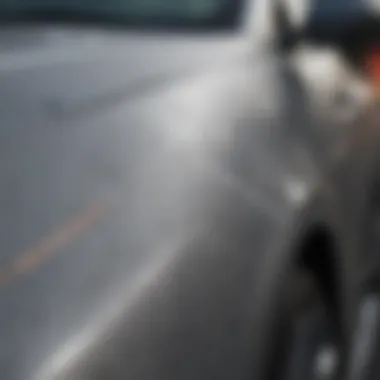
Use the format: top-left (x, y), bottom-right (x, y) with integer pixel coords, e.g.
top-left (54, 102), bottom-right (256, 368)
top-left (269, 267), bottom-right (342, 380)
top-left (345, 287), bottom-right (380, 380)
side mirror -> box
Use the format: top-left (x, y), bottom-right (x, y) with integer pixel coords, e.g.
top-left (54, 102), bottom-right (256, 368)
top-left (277, 0), bottom-right (380, 62)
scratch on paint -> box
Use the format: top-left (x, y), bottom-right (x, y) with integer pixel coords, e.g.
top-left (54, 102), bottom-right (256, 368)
top-left (0, 201), bottom-right (108, 288)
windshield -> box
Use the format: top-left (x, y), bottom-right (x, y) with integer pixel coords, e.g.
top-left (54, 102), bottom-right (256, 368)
top-left (0, 0), bottom-right (246, 30)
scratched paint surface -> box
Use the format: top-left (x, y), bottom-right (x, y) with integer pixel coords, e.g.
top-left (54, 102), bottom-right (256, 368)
top-left (0, 25), bottom-right (301, 380)
top-left (0, 201), bottom-right (108, 288)
top-left (0, 73), bottom-right (194, 378)
top-left (0, 66), bottom-right (212, 378)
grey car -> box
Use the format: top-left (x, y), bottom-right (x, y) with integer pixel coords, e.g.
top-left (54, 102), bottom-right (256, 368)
top-left (0, 0), bottom-right (380, 379)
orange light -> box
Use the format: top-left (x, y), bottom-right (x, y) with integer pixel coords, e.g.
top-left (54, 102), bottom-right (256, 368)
top-left (366, 48), bottom-right (380, 93)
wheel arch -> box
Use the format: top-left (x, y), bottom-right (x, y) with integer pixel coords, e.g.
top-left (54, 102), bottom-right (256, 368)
top-left (295, 224), bottom-right (343, 330)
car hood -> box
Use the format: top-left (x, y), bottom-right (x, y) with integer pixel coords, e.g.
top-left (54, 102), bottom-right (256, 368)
top-left (0, 26), bottom-right (314, 380)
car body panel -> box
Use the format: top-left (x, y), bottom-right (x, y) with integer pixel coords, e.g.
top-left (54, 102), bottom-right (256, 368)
top-left (0, 1), bottom-right (380, 379)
